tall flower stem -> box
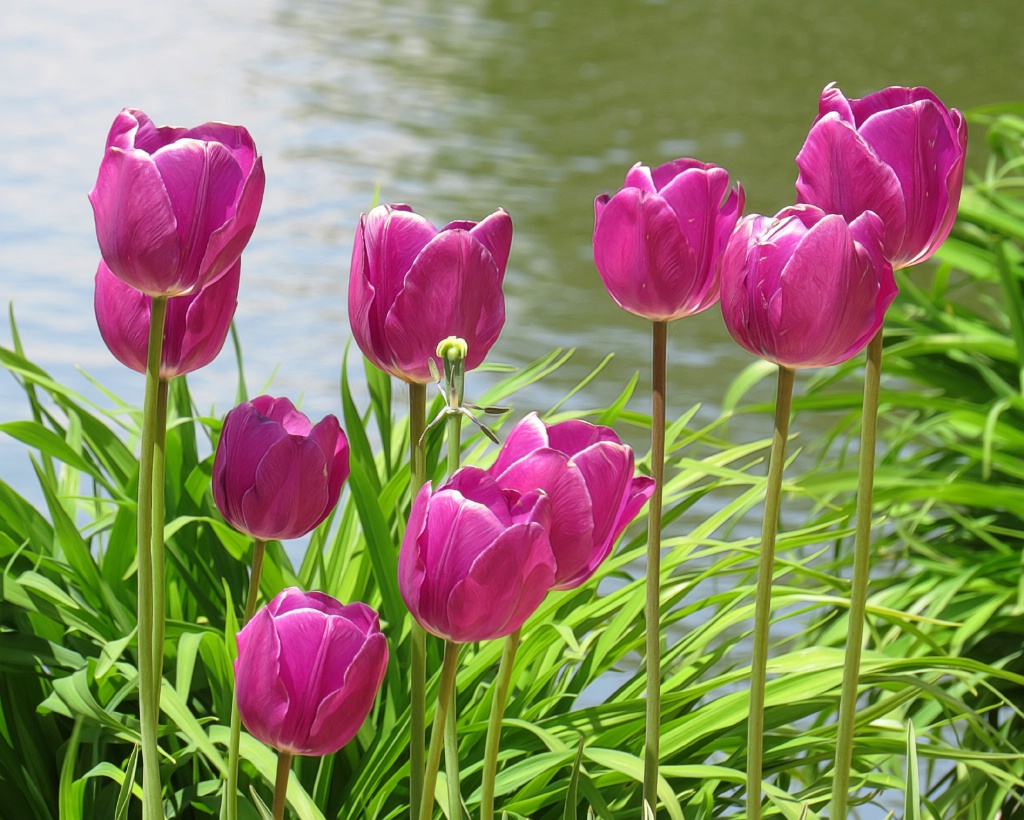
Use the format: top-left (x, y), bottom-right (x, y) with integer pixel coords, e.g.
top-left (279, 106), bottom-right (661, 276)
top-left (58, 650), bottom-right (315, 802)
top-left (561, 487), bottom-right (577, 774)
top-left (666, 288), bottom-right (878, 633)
top-left (137, 296), bottom-right (168, 820)
top-left (440, 337), bottom-right (468, 810)
top-left (151, 377), bottom-right (169, 709)
top-left (745, 365), bottom-right (795, 820)
top-left (642, 320), bottom-right (667, 813)
top-left (408, 382), bottom-right (428, 819)
top-left (480, 627), bottom-right (521, 820)
top-left (830, 329), bottom-right (883, 818)
top-left (443, 397), bottom-right (464, 818)
top-left (271, 750), bottom-right (293, 820)
top-left (224, 538), bottom-right (268, 820)
top-left (420, 640), bottom-right (460, 820)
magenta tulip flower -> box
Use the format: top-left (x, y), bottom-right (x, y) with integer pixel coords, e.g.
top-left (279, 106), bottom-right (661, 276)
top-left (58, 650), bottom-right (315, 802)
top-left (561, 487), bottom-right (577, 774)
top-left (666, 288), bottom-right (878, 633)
top-left (399, 467), bottom-right (556, 643)
top-left (720, 205), bottom-right (897, 369)
top-left (94, 258), bottom-right (239, 378)
top-left (593, 159), bottom-right (744, 321)
top-left (488, 413), bottom-right (655, 590)
top-left (212, 396), bottom-right (349, 541)
top-left (89, 108), bottom-right (265, 297)
top-left (235, 587), bottom-right (388, 757)
top-left (348, 204), bottom-right (512, 384)
top-left (796, 84), bottom-right (967, 270)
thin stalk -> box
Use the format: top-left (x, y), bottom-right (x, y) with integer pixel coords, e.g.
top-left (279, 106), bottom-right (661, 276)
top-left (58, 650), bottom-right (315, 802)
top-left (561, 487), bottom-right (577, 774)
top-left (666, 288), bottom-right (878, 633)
top-left (224, 538), bottom-right (268, 820)
top-left (480, 627), bottom-right (521, 820)
top-left (830, 329), bottom-right (883, 818)
top-left (642, 320), bottom-right (667, 813)
top-left (137, 296), bottom-right (168, 820)
top-left (408, 382), bottom-right (428, 820)
top-left (272, 750), bottom-right (293, 820)
top-left (419, 641), bottom-right (460, 820)
top-left (745, 364), bottom-right (795, 820)
top-left (151, 377), bottom-right (169, 708)
top-left (443, 409), bottom-right (464, 817)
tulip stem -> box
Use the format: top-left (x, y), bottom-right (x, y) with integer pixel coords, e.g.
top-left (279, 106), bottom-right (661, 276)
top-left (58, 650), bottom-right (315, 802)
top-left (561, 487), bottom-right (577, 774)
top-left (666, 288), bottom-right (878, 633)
top-left (442, 361), bottom-right (465, 817)
top-left (152, 377), bottom-right (169, 708)
top-left (420, 640), bottom-right (460, 820)
top-left (480, 627), bottom-right (521, 820)
top-left (830, 329), bottom-right (883, 819)
top-left (223, 538), bottom-right (267, 820)
top-left (408, 382), bottom-right (428, 820)
top-left (272, 750), bottom-right (292, 820)
top-left (746, 364), bottom-right (795, 820)
top-left (137, 296), bottom-right (168, 820)
top-left (642, 320), bottom-right (667, 813)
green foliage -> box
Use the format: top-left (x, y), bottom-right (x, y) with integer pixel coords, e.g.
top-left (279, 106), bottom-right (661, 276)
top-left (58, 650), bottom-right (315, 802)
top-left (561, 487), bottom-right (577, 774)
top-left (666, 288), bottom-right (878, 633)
top-left (4, 108), bottom-right (1024, 820)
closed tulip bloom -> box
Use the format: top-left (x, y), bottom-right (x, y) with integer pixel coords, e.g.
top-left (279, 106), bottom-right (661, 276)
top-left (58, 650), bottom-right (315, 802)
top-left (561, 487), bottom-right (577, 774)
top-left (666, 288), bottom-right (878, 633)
top-left (348, 204), bottom-right (512, 384)
top-left (399, 467), bottom-right (556, 643)
top-left (720, 205), bottom-right (897, 369)
top-left (213, 396), bottom-right (349, 541)
top-left (89, 108), bottom-right (265, 297)
top-left (593, 159), bottom-right (744, 321)
top-left (235, 587), bottom-right (388, 757)
top-left (796, 84), bottom-right (967, 269)
top-left (94, 258), bottom-right (239, 378)
top-left (488, 412), bottom-right (655, 590)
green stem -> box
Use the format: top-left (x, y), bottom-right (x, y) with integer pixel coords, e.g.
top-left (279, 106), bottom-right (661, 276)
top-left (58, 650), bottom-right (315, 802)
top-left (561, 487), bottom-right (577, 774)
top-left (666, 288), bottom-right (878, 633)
top-left (642, 320), bottom-right (667, 813)
top-left (443, 394), bottom-right (464, 816)
top-left (419, 641), bottom-right (460, 820)
top-left (151, 377), bottom-right (169, 708)
top-left (745, 364), bottom-right (795, 820)
top-left (830, 329), bottom-right (883, 818)
top-left (272, 750), bottom-right (293, 820)
top-left (480, 628), bottom-right (521, 820)
top-left (408, 382), bottom-right (428, 820)
top-left (224, 539), bottom-right (267, 820)
top-left (137, 296), bottom-right (168, 820)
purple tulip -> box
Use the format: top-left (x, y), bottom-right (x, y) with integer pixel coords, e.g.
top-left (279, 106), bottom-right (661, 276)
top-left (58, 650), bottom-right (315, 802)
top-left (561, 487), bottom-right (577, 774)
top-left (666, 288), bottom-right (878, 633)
top-left (398, 467), bottom-right (556, 642)
top-left (94, 258), bottom-right (239, 378)
top-left (235, 587), bottom-right (388, 757)
top-left (796, 84), bottom-right (967, 270)
top-left (348, 204), bottom-right (512, 384)
top-left (593, 159), bottom-right (744, 321)
top-left (720, 205), bottom-right (897, 369)
top-left (488, 413), bottom-right (655, 590)
top-left (212, 396), bottom-right (349, 541)
top-left (89, 108), bottom-right (265, 297)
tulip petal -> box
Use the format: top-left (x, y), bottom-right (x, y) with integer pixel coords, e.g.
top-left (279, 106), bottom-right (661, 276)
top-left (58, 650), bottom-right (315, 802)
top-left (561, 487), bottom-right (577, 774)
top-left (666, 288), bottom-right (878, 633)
top-left (795, 113), bottom-right (907, 258)
top-left (385, 229), bottom-right (505, 380)
top-left (593, 188), bottom-right (700, 321)
top-left (89, 148), bottom-right (182, 295)
top-left (235, 608), bottom-right (290, 748)
top-left (199, 155), bottom-right (265, 287)
top-left (94, 261), bottom-right (151, 374)
top-left (240, 434), bottom-right (331, 540)
top-left (152, 139), bottom-right (245, 293)
top-left (446, 521), bottom-right (555, 641)
top-left (490, 412), bottom-right (549, 475)
top-left (468, 209), bottom-right (514, 281)
top-left (858, 100), bottom-right (961, 266)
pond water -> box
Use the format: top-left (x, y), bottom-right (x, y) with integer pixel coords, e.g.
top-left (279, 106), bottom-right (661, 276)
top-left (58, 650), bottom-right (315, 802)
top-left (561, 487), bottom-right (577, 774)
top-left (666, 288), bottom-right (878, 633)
top-left (2, 2), bottom-right (1021, 815)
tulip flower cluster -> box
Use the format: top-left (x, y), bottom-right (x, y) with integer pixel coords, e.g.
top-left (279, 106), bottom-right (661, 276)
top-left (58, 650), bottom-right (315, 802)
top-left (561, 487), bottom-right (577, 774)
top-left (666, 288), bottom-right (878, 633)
top-left (399, 413), bottom-right (655, 644)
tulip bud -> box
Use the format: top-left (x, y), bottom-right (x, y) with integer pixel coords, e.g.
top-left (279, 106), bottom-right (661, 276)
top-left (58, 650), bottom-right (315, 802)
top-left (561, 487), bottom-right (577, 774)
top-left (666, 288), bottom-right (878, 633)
top-left (593, 159), bottom-right (744, 322)
top-left (720, 205), bottom-right (897, 369)
top-left (398, 467), bottom-right (556, 642)
top-left (348, 204), bottom-right (512, 384)
top-left (94, 258), bottom-right (239, 378)
top-left (235, 587), bottom-right (388, 757)
top-left (89, 108), bottom-right (265, 297)
top-left (796, 83), bottom-right (967, 269)
top-left (212, 396), bottom-right (350, 541)
top-left (488, 413), bottom-right (655, 590)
